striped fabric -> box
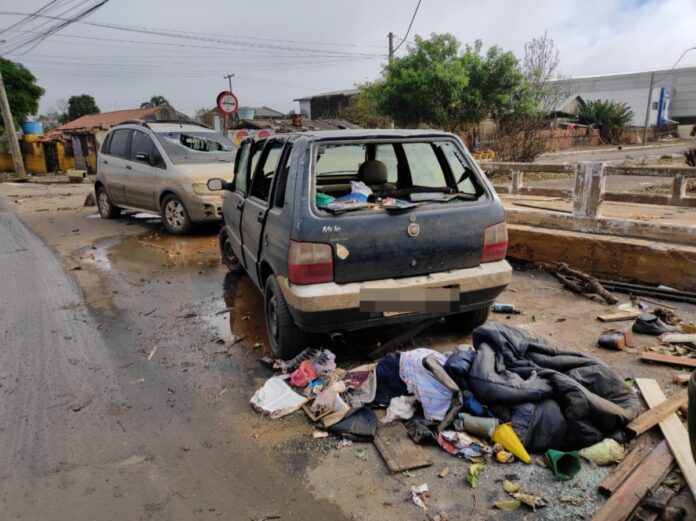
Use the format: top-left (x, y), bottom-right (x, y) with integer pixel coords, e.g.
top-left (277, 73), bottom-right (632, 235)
top-left (399, 348), bottom-right (453, 421)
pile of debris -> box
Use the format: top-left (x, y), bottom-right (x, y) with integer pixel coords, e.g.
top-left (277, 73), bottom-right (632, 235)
top-left (248, 322), bottom-right (669, 514)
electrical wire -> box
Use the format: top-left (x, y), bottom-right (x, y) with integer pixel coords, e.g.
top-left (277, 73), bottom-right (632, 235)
top-left (0, 0), bottom-right (63, 36)
top-left (392, 0), bottom-right (421, 54)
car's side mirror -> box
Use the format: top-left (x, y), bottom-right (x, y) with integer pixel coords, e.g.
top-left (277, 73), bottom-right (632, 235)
top-left (136, 151), bottom-right (150, 163)
top-left (207, 178), bottom-right (228, 191)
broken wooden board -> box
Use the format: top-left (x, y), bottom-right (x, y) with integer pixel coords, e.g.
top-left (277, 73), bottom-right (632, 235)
top-left (626, 388), bottom-right (688, 438)
top-left (597, 310), bottom-right (641, 322)
top-left (641, 352), bottom-right (696, 369)
top-left (373, 420), bottom-right (432, 473)
top-left (636, 378), bottom-right (696, 501)
top-left (591, 441), bottom-right (673, 521)
top-left (598, 443), bottom-right (653, 496)
top-left (368, 318), bottom-right (440, 360)
top-left (659, 333), bottom-right (696, 345)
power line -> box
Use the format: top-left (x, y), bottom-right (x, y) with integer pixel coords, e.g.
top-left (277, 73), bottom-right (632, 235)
top-left (0, 0), bottom-right (62, 37)
top-left (392, 0), bottom-right (421, 54)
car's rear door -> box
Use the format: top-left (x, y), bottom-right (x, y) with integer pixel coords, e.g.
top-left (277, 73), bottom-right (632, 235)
top-left (306, 139), bottom-right (503, 284)
top-left (239, 139), bottom-right (285, 287)
top-left (101, 129), bottom-right (131, 205)
top-left (124, 130), bottom-right (160, 211)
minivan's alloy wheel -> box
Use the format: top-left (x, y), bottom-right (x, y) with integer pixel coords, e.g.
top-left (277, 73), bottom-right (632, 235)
top-left (161, 194), bottom-right (193, 234)
top-left (218, 227), bottom-right (241, 272)
top-left (264, 274), bottom-right (307, 359)
top-left (96, 187), bottom-right (121, 219)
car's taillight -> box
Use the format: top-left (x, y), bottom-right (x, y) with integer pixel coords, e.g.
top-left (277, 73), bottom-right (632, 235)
top-left (481, 222), bottom-right (508, 263)
top-left (288, 241), bottom-right (334, 285)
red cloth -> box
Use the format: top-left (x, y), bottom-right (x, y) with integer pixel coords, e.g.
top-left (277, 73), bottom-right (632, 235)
top-left (290, 360), bottom-right (317, 388)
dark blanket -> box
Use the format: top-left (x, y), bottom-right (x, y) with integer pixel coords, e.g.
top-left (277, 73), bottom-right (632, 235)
top-left (469, 322), bottom-right (641, 452)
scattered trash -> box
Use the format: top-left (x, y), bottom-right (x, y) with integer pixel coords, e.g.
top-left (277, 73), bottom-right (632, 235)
top-left (491, 423), bottom-right (531, 464)
top-left (312, 430), bottom-right (328, 439)
top-left (466, 463), bottom-right (485, 488)
top-left (493, 499), bottom-right (521, 512)
top-left (560, 495), bottom-right (586, 506)
top-left (431, 511), bottom-right (450, 521)
top-left (495, 450), bottom-right (514, 463)
top-left (249, 377), bottom-right (307, 419)
top-left (597, 329), bottom-right (632, 350)
top-left (438, 430), bottom-right (491, 460)
top-left (147, 345), bottom-right (159, 361)
top-left (327, 406), bottom-right (378, 441)
top-left (83, 192), bottom-right (96, 207)
top-left (381, 395), bottom-right (418, 424)
top-left (410, 483), bottom-right (429, 510)
top-left (290, 360), bottom-right (317, 388)
top-left (437, 466), bottom-right (449, 478)
top-left (547, 262), bottom-right (617, 304)
top-left (337, 439), bottom-right (353, 449)
top-left (456, 413), bottom-right (498, 438)
top-left (579, 438), bottom-right (625, 465)
top-left (673, 374), bottom-right (690, 385)
top-left (632, 313), bottom-right (682, 336)
top-left (546, 449), bottom-right (581, 480)
top-left (492, 303), bottom-right (521, 314)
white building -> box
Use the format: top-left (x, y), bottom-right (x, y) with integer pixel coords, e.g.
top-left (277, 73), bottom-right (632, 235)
top-left (562, 66), bottom-right (696, 127)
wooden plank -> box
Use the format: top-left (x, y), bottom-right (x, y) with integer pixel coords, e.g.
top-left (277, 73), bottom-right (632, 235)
top-left (636, 378), bottom-right (696, 501)
top-left (659, 333), bottom-right (696, 345)
top-left (597, 443), bottom-right (653, 496)
top-left (626, 389), bottom-right (688, 438)
top-left (605, 165), bottom-right (696, 178)
top-left (597, 310), bottom-right (641, 322)
top-left (373, 420), bottom-right (432, 473)
top-left (591, 441), bottom-right (674, 521)
top-left (368, 318), bottom-right (439, 360)
top-left (641, 352), bottom-right (696, 369)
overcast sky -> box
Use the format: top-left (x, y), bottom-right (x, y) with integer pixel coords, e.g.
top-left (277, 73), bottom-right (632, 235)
top-left (1, 0), bottom-right (696, 117)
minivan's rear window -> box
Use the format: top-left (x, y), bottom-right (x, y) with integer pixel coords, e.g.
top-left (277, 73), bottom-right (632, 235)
top-left (155, 131), bottom-right (236, 164)
top-left (313, 140), bottom-right (486, 213)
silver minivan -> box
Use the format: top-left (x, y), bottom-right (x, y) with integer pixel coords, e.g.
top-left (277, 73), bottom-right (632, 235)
top-left (94, 120), bottom-right (236, 234)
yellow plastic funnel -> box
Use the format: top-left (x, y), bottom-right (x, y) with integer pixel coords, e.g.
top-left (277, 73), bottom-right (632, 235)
top-left (492, 423), bottom-right (531, 464)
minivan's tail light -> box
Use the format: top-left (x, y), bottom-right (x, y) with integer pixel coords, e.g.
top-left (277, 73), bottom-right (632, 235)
top-left (481, 222), bottom-right (508, 263)
top-left (288, 241), bottom-right (334, 284)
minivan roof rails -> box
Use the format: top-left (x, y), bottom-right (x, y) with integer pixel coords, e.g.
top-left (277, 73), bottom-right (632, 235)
top-left (117, 119), bottom-right (211, 130)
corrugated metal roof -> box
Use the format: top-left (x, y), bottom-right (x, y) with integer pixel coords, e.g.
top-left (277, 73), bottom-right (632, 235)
top-left (56, 105), bottom-right (164, 131)
top-left (293, 88), bottom-right (359, 101)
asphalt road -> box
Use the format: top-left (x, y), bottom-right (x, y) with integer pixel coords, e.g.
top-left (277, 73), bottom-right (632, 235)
top-left (0, 200), bottom-right (348, 521)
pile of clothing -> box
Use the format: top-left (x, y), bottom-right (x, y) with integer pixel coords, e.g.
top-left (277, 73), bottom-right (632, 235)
top-left (250, 323), bottom-right (641, 457)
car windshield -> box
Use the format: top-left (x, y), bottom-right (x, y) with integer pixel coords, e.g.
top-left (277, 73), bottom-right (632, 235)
top-left (155, 131), bottom-right (237, 164)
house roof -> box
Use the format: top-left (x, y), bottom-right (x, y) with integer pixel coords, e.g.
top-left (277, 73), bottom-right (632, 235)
top-left (56, 105), bottom-right (164, 131)
top-left (293, 88), bottom-right (359, 102)
top-left (552, 95), bottom-right (585, 115)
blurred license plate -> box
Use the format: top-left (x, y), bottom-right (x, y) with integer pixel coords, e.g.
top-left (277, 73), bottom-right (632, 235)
top-left (360, 287), bottom-right (458, 314)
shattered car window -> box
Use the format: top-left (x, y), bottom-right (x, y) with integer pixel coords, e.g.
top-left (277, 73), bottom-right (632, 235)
top-left (155, 131), bottom-right (237, 164)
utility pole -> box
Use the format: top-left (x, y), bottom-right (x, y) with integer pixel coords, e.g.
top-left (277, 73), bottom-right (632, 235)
top-left (0, 70), bottom-right (26, 178)
top-left (222, 73), bottom-right (235, 138)
top-left (388, 32), bottom-right (394, 63)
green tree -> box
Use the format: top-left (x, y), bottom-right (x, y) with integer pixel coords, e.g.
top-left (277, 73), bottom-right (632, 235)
top-left (0, 58), bottom-right (44, 131)
top-left (579, 99), bottom-right (634, 144)
top-left (340, 91), bottom-right (391, 128)
top-left (367, 34), bottom-right (531, 131)
top-left (141, 95), bottom-right (169, 108)
top-left (65, 94), bottom-right (100, 122)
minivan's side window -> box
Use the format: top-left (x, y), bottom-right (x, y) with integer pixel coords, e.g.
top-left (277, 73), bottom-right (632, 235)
top-left (249, 141), bottom-right (284, 203)
top-left (101, 132), bottom-right (112, 154)
top-left (233, 141), bottom-right (251, 195)
top-left (109, 129), bottom-right (131, 159)
top-left (130, 130), bottom-right (155, 162)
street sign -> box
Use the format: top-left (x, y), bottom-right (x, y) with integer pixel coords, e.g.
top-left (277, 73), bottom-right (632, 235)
top-left (217, 91), bottom-right (239, 115)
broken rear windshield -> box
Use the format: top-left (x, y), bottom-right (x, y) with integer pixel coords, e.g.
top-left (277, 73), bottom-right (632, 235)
top-left (313, 140), bottom-right (486, 213)
top-left (155, 131), bottom-right (236, 164)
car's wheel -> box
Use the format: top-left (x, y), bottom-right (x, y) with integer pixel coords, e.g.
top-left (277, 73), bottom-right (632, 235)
top-left (161, 194), bottom-right (193, 235)
top-left (218, 227), bottom-right (241, 272)
top-left (96, 186), bottom-right (121, 219)
top-left (445, 306), bottom-right (490, 334)
top-left (264, 274), bottom-right (307, 359)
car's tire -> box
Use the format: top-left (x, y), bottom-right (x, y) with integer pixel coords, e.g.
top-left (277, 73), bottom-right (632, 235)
top-left (445, 306), bottom-right (490, 334)
top-left (96, 186), bottom-right (121, 219)
top-left (264, 274), bottom-right (307, 359)
top-left (218, 227), bottom-right (242, 272)
top-left (161, 193), bottom-right (193, 235)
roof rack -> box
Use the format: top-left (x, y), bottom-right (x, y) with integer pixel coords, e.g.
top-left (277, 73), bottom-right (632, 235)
top-left (150, 119), bottom-right (211, 129)
top-left (119, 119), bottom-right (150, 128)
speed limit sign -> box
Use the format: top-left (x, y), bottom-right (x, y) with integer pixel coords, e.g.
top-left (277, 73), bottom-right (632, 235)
top-left (216, 91), bottom-right (239, 115)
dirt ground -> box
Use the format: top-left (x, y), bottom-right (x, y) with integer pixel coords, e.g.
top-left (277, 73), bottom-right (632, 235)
top-left (1, 179), bottom-right (695, 520)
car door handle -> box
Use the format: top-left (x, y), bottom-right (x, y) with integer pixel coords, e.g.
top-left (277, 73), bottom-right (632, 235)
top-left (102, 160), bottom-right (108, 165)
top-left (256, 212), bottom-right (264, 223)
top-left (125, 165), bottom-right (132, 170)
top-left (236, 200), bottom-right (244, 210)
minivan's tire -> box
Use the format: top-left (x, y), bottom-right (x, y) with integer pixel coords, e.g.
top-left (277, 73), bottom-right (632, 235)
top-left (161, 194), bottom-right (193, 235)
top-left (219, 227), bottom-right (241, 272)
top-left (264, 274), bottom-right (307, 359)
top-left (445, 306), bottom-right (490, 334)
top-left (96, 186), bottom-right (121, 219)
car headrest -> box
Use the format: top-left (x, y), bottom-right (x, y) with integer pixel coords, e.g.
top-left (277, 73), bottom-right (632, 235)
top-left (359, 160), bottom-right (388, 185)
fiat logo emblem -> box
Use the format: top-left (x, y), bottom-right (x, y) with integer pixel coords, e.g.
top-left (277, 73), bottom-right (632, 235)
top-left (407, 223), bottom-right (420, 237)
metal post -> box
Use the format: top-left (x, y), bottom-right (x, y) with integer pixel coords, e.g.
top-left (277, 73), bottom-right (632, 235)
top-left (222, 73), bottom-right (235, 139)
top-left (642, 72), bottom-right (655, 145)
top-left (388, 32), bottom-right (394, 63)
top-left (0, 71), bottom-right (26, 178)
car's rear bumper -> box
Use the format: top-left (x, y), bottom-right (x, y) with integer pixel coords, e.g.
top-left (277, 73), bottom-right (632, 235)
top-left (278, 259), bottom-right (512, 333)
